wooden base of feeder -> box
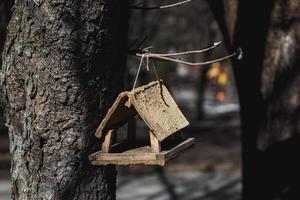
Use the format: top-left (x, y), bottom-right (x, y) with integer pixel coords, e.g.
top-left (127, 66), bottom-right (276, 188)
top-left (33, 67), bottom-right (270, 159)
top-left (89, 138), bottom-right (195, 166)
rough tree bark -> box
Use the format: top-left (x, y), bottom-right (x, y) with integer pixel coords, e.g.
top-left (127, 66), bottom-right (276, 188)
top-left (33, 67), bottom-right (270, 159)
top-left (0, 0), bottom-right (129, 199)
top-left (208, 0), bottom-right (300, 199)
top-left (0, 0), bottom-right (13, 62)
top-left (0, 0), bottom-right (13, 129)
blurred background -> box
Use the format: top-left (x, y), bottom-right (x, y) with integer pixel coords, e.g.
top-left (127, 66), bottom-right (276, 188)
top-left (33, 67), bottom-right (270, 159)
top-left (0, 0), bottom-right (241, 199)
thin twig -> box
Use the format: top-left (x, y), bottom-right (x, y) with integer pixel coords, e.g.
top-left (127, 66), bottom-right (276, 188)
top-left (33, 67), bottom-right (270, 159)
top-left (149, 41), bottom-right (221, 57)
top-left (136, 49), bottom-right (241, 67)
top-left (132, 0), bottom-right (193, 10)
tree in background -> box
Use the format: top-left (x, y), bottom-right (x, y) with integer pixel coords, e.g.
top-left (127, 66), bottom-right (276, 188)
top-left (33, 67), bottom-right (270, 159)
top-left (208, 0), bottom-right (300, 199)
top-left (0, 0), bottom-right (129, 199)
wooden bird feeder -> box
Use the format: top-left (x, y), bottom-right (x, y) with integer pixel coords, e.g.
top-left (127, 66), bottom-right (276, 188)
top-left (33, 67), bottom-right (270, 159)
top-left (89, 81), bottom-right (195, 166)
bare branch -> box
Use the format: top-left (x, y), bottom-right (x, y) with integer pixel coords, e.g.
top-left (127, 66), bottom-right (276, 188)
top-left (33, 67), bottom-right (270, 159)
top-left (149, 41), bottom-right (222, 57)
top-left (135, 48), bottom-right (242, 67)
top-left (132, 0), bottom-right (193, 10)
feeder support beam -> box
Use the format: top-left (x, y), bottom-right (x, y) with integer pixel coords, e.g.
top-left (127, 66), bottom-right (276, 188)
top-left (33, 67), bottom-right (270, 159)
top-left (150, 130), bottom-right (161, 153)
top-left (102, 130), bottom-right (114, 153)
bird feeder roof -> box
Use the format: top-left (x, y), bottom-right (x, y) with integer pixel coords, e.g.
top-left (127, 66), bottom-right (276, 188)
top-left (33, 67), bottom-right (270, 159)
top-left (95, 81), bottom-right (189, 142)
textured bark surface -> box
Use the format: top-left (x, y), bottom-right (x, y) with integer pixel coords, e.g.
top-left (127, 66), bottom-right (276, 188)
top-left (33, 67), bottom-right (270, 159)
top-left (208, 0), bottom-right (300, 199)
top-left (0, 0), bottom-right (13, 128)
top-left (0, 0), bottom-right (11, 66)
top-left (260, 0), bottom-right (300, 149)
top-left (0, 0), bottom-right (129, 199)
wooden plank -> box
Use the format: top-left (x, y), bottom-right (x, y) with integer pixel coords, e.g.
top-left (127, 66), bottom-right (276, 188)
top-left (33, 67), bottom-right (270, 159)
top-left (127, 117), bottom-right (136, 141)
top-left (95, 92), bottom-right (137, 138)
top-left (150, 130), bottom-right (161, 153)
top-left (91, 146), bottom-right (165, 166)
top-left (88, 151), bottom-right (99, 161)
top-left (95, 153), bottom-right (157, 161)
top-left (164, 138), bottom-right (195, 161)
top-left (101, 130), bottom-right (113, 153)
top-left (90, 137), bottom-right (195, 166)
top-left (91, 158), bottom-right (165, 166)
top-left (130, 81), bottom-right (189, 142)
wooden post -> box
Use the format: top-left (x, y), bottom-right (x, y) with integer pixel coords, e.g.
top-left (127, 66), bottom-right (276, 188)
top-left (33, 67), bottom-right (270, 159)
top-left (127, 117), bottom-right (136, 141)
top-left (150, 130), bottom-right (161, 153)
top-left (101, 130), bottom-right (113, 153)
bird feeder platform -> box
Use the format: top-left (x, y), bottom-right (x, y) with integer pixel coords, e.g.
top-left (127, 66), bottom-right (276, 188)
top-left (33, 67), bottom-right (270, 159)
top-left (89, 81), bottom-right (195, 166)
top-left (89, 137), bottom-right (195, 166)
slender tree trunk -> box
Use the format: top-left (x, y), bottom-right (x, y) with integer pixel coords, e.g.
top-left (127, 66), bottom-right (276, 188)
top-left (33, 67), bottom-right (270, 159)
top-left (0, 0), bottom-right (129, 199)
top-left (208, 0), bottom-right (300, 199)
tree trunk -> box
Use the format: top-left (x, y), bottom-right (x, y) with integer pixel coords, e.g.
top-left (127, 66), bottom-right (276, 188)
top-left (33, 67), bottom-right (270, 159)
top-left (0, 0), bottom-right (129, 199)
top-left (208, 0), bottom-right (300, 199)
top-left (0, 0), bottom-right (13, 129)
top-left (0, 0), bottom-right (13, 64)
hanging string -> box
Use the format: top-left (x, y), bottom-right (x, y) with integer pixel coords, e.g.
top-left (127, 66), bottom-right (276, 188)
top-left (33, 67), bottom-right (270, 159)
top-left (132, 54), bottom-right (145, 91)
top-left (132, 53), bottom-right (162, 91)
